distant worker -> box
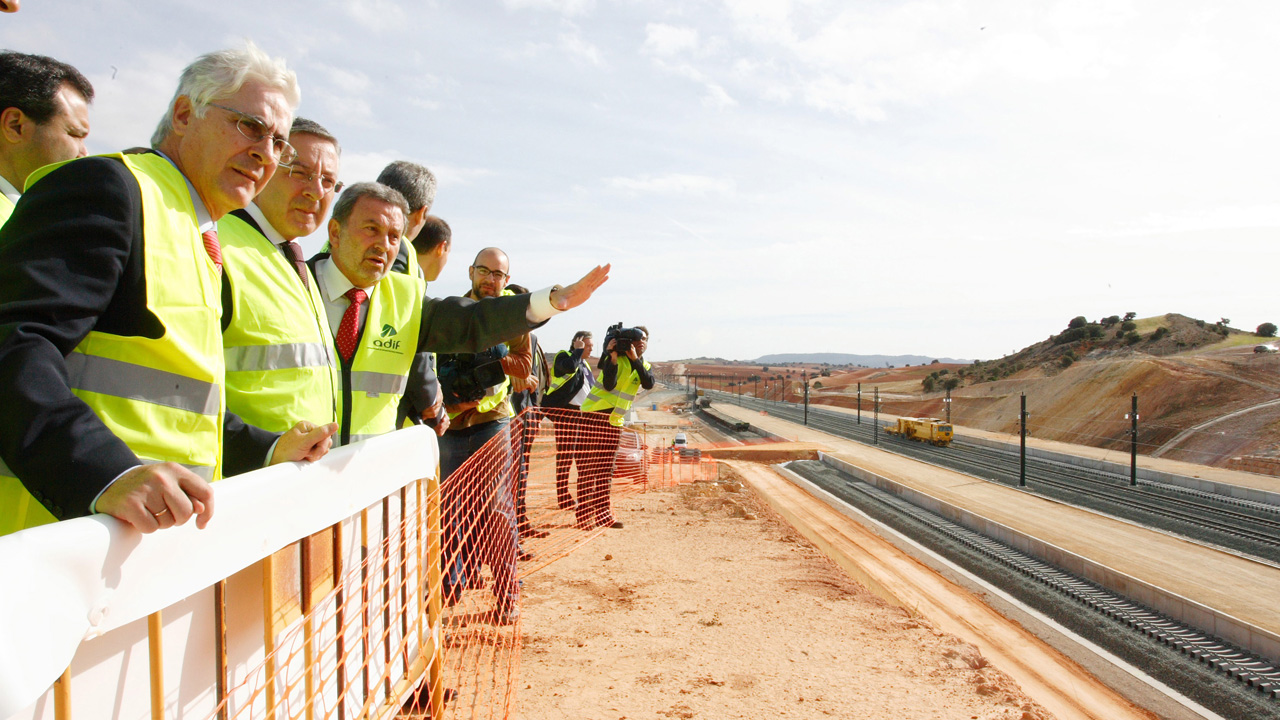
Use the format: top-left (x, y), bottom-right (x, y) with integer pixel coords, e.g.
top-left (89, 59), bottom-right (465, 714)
top-left (0, 45), bottom-right (336, 537)
top-left (218, 117), bottom-right (342, 433)
top-left (0, 50), bottom-right (94, 227)
top-left (578, 325), bottom-right (653, 530)
top-left (540, 330), bottom-right (596, 510)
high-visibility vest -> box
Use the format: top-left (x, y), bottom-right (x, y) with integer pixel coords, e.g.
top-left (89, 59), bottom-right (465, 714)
top-left (0, 152), bottom-right (225, 536)
top-left (219, 211), bottom-right (340, 433)
top-left (342, 271), bottom-right (423, 445)
top-left (580, 355), bottom-right (651, 427)
top-left (544, 350), bottom-right (578, 395)
top-left (0, 192), bottom-right (14, 228)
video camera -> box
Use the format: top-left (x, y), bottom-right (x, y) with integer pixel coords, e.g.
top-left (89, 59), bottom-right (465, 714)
top-left (605, 322), bottom-right (645, 355)
top-left (437, 344), bottom-right (509, 406)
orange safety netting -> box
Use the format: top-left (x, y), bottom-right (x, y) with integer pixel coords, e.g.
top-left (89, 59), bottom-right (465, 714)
top-left (209, 405), bottom-right (715, 720)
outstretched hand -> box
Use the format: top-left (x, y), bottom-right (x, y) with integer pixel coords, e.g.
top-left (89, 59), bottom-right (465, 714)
top-left (551, 264), bottom-right (611, 311)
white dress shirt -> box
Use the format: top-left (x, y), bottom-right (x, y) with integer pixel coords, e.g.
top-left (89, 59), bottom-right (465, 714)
top-left (0, 172), bottom-right (22, 205)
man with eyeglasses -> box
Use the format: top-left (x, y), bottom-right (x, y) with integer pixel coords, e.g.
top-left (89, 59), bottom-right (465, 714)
top-left (0, 45), bottom-right (336, 538)
top-left (436, 247), bottom-right (537, 621)
top-left (217, 117), bottom-right (344, 434)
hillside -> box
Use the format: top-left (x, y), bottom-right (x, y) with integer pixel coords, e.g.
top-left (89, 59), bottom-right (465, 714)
top-left (754, 352), bottom-right (970, 367)
top-left (657, 313), bottom-right (1280, 469)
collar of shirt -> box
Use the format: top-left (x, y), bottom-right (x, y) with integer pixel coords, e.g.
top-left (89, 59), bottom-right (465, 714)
top-left (0, 172), bottom-right (21, 204)
top-left (316, 256), bottom-right (375, 304)
top-left (152, 150), bottom-right (215, 234)
top-left (243, 201), bottom-right (290, 245)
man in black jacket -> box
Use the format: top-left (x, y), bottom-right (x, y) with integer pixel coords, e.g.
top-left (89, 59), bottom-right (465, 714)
top-left (540, 330), bottom-right (595, 510)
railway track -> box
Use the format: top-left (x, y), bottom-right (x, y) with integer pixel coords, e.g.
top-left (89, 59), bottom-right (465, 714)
top-left (785, 459), bottom-right (1280, 715)
top-left (703, 391), bottom-right (1280, 563)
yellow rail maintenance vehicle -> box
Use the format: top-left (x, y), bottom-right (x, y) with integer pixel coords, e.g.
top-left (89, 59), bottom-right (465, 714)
top-left (886, 417), bottom-right (954, 447)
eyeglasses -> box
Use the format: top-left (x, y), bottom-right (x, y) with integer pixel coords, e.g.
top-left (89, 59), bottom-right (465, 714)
top-left (281, 162), bottom-right (343, 194)
top-left (207, 103), bottom-right (297, 164)
top-left (471, 265), bottom-right (509, 282)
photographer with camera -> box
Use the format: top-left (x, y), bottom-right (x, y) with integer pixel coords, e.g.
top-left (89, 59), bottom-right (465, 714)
top-left (577, 324), bottom-right (653, 530)
top-left (437, 247), bottom-right (531, 623)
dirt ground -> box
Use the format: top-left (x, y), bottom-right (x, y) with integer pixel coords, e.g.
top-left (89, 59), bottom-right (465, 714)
top-left (516, 477), bottom-right (1049, 719)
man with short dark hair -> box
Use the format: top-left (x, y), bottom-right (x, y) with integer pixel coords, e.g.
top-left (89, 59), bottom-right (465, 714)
top-left (379, 160), bottom-right (436, 279)
top-left (0, 51), bottom-right (94, 226)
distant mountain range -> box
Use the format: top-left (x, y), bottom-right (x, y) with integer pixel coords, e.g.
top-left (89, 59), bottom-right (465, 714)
top-left (753, 352), bottom-right (970, 366)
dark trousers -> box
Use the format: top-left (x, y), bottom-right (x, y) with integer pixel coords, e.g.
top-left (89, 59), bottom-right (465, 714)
top-left (439, 418), bottom-right (516, 606)
top-left (549, 408), bottom-right (586, 509)
top-left (575, 411), bottom-right (621, 529)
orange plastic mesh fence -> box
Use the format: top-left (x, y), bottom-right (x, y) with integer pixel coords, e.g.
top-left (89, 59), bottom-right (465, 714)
top-left (210, 405), bottom-right (715, 720)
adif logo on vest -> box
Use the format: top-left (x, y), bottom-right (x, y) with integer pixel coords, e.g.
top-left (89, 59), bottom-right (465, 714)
top-left (373, 323), bottom-right (402, 351)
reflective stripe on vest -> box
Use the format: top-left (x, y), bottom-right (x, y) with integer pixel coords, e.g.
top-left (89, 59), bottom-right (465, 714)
top-left (2, 152), bottom-right (225, 536)
top-left (67, 351), bottom-right (220, 416)
top-left (344, 271), bottom-right (423, 442)
top-left (350, 370), bottom-right (409, 395)
top-left (220, 211), bottom-right (340, 433)
top-left (224, 342), bottom-right (332, 372)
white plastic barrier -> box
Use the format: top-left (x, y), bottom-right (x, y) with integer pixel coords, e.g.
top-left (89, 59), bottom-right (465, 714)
top-left (0, 426), bottom-right (439, 720)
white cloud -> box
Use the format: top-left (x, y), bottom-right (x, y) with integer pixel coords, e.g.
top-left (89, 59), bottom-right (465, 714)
top-left (604, 174), bottom-right (735, 196)
top-left (643, 23), bottom-right (700, 58)
top-left (503, 0), bottom-right (595, 17)
top-left (559, 26), bottom-right (605, 65)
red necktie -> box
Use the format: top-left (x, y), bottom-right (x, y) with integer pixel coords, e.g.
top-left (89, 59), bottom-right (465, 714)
top-left (202, 228), bottom-right (222, 273)
top-left (279, 240), bottom-right (310, 289)
top-left (336, 288), bottom-right (367, 362)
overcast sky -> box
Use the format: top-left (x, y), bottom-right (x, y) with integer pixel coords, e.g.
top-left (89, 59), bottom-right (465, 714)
top-left (3, 1), bottom-right (1275, 362)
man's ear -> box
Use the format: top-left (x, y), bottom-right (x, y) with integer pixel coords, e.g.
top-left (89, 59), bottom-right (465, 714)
top-left (327, 218), bottom-right (341, 250)
top-left (0, 106), bottom-right (30, 144)
top-left (169, 95), bottom-right (194, 139)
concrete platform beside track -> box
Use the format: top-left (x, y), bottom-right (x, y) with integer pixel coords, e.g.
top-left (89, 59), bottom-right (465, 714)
top-left (709, 402), bottom-right (1280, 662)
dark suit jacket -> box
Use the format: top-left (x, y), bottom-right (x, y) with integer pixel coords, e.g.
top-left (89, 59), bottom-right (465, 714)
top-left (0, 155), bottom-right (278, 520)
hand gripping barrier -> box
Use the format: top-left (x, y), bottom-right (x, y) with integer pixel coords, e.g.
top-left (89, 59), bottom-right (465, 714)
top-left (0, 426), bottom-right (442, 720)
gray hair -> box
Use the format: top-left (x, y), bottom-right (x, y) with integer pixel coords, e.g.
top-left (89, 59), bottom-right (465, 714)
top-left (150, 42), bottom-right (300, 147)
top-left (289, 116), bottom-right (340, 155)
top-left (331, 182), bottom-right (410, 227)
top-left (376, 160), bottom-right (437, 212)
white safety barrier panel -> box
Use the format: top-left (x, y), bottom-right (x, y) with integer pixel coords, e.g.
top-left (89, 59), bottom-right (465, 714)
top-left (0, 426), bottom-right (440, 720)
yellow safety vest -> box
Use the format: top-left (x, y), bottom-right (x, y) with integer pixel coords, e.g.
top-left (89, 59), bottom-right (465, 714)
top-left (544, 350), bottom-right (577, 395)
top-left (580, 355), bottom-right (651, 427)
top-left (219, 212), bottom-right (340, 433)
top-left (0, 192), bottom-right (13, 228)
top-left (343, 271), bottom-right (423, 445)
top-left (0, 152), bottom-right (225, 536)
